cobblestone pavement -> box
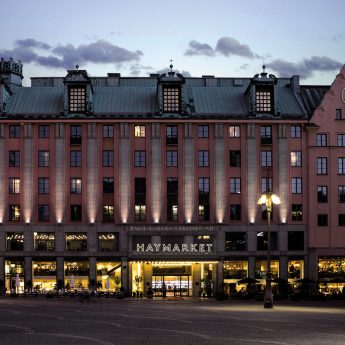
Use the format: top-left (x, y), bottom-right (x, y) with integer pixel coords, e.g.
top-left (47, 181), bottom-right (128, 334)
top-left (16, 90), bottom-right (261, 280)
top-left (0, 297), bottom-right (344, 345)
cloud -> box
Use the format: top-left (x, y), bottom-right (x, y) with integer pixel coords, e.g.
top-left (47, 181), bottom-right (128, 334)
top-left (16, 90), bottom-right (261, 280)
top-left (155, 68), bottom-right (192, 77)
top-left (184, 41), bottom-right (215, 57)
top-left (268, 56), bottom-right (343, 79)
top-left (0, 39), bottom-right (143, 70)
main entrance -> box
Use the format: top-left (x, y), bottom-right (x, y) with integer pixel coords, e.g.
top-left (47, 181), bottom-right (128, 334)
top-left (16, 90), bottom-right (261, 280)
top-left (152, 275), bottom-right (191, 296)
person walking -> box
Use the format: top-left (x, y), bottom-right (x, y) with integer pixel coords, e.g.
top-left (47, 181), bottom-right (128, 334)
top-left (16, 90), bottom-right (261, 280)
top-left (162, 283), bottom-right (167, 298)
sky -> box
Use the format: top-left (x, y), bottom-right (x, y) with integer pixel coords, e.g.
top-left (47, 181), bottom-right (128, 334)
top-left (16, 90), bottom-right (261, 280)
top-left (1, 0), bottom-right (344, 86)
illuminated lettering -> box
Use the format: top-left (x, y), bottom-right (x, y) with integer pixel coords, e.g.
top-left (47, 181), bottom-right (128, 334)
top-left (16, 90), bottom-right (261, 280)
top-left (154, 243), bottom-right (161, 252)
top-left (162, 244), bottom-right (171, 252)
top-left (146, 244), bottom-right (154, 252)
top-left (206, 244), bottom-right (213, 252)
top-left (190, 244), bottom-right (198, 252)
top-left (181, 244), bottom-right (189, 252)
top-left (172, 244), bottom-right (180, 252)
top-left (137, 244), bottom-right (145, 252)
top-left (199, 244), bottom-right (205, 252)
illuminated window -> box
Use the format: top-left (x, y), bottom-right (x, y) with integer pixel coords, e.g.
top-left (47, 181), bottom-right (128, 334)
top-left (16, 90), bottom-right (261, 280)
top-left (316, 133), bottom-right (327, 147)
top-left (69, 87), bottom-right (86, 112)
top-left (229, 125), bottom-right (240, 138)
top-left (134, 125), bottom-right (146, 138)
top-left (103, 125), bottom-right (114, 138)
top-left (70, 178), bottom-right (82, 194)
top-left (38, 177), bottom-right (49, 194)
top-left (102, 205), bottom-right (114, 222)
top-left (6, 232), bottom-right (24, 251)
top-left (291, 177), bottom-right (302, 194)
top-left (317, 186), bottom-right (328, 203)
top-left (291, 151), bottom-right (302, 167)
top-left (291, 204), bottom-right (303, 221)
top-left (256, 87), bottom-right (272, 112)
top-left (291, 125), bottom-right (301, 138)
top-left (337, 134), bottom-right (345, 146)
top-left (38, 151), bottom-right (50, 167)
top-left (9, 178), bottom-right (20, 194)
top-left (163, 86), bottom-right (180, 112)
top-left (317, 157), bottom-right (327, 175)
top-left (66, 233), bottom-right (87, 251)
top-left (9, 205), bottom-right (20, 222)
top-left (34, 232), bottom-right (55, 251)
top-left (98, 233), bottom-right (119, 252)
top-left (230, 177), bottom-right (241, 194)
top-left (135, 205), bottom-right (146, 221)
top-left (338, 158), bottom-right (345, 174)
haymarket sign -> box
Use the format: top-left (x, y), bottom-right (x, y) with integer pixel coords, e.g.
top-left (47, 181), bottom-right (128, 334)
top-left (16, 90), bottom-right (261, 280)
top-left (136, 243), bottom-right (213, 253)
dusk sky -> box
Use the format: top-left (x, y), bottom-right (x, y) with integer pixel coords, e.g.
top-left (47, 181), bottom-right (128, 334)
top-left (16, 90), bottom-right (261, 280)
top-left (1, 0), bottom-right (344, 86)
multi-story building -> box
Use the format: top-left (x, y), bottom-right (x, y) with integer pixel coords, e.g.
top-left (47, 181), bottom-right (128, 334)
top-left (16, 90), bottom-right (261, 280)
top-left (0, 57), bottom-right (344, 296)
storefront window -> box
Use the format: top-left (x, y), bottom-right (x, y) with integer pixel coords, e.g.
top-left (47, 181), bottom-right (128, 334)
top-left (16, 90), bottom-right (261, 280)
top-left (255, 260), bottom-right (279, 280)
top-left (224, 261), bottom-right (248, 280)
top-left (96, 261), bottom-right (121, 291)
top-left (66, 233), bottom-right (87, 251)
top-left (98, 233), bottom-right (119, 252)
top-left (5, 260), bottom-right (24, 293)
top-left (318, 257), bottom-right (345, 278)
top-left (34, 232), bottom-right (55, 251)
top-left (288, 260), bottom-right (304, 280)
top-left (6, 232), bottom-right (24, 251)
top-left (64, 261), bottom-right (89, 289)
top-left (32, 261), bottom-right (57, 291)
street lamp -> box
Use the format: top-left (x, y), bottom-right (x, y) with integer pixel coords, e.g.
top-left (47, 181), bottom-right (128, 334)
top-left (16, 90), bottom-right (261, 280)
top-left (258, 192), bottom-right (280, 308)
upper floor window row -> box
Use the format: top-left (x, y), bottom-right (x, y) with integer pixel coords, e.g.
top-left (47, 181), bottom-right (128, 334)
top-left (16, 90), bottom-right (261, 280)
top-left (261, 126), bottom-right (272, 145)
top-left (291, 125), bottom-right (301, 138)
top-left (9, 125), bottom-right (20, 138)
top-left (229, 125), bottom-right (240, 138)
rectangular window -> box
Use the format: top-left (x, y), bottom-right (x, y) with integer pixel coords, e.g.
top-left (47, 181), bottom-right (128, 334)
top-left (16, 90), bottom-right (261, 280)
top-left (66, 233), bottom-right (87, 251)
top-left (166, 125), bottom-right (178, 145)
top-left (229, 150), bottom-right (241, 167)
top-left (336, 109), bottom-right (342, 120)
top-left (134, 125), bottom-right (146, 138)
top-left (260, 126), bottom-right (272, 145)
top-left (102, 205), bottom-right (114, 222)
top-left (339, 186), bottom-right (345, 202)
top-left (34, 232), bottom-right (55, 251)
top-left (38, 205), bottom-right (50, 222)
top-left (339, 214), bottom-right (345, 226)
top-left (261, 177), bottom-right (272, 193)
top-left (166, 151), bottom-right (178, 167)
top-left (317, 157), bottom-right (327, 175)
top-left (163, 87), bottom-right (180, 112)
top-left (291, 151), bottom-right (302, 167)
top-left (198, 150), bottom-right (209, 167)
top-left (257, 232), bottom-right (278, 251)
top-left (70, 178), bottom-right (82, 194)
top-left (70, 125), bottom-right (82, 145)
top-left (9, 125), bottom-right (20, 138)
top-left (102, 150), bottom-right (114, 167)
top-left (134, 150), bottom-right (146, 167)
top-left (102, 125), bottom-right (114, 138)
top-left (135, 177), bottom-right (146, 205)
top-left (98, 233), bottom-right (119, 252)
top-left (38, 151), bottom-right (50, 167)
top-left (256, 87), bottom-right (272, 112)
top-left (70, 151), bottom-right (82, 167)
top-left (9, 178), bottom-right (20, 194)
top-left (338, 158), bottom-right (345, 174)
top-left (6, 232), bottom-right (24, 251)
top-left (261, 151), bottom-right (272, 167)
top-left (229, 125), bottom-right (240, 138)
top-left (317, 186), bottom-right (328, 203)
top-left (292, 204), bottom-right (303, 221)
top-left (288, 231), bottom-right (304, 251)
top-left (338, 134), bottom-right (345, 146)
top-left (316, 133), bottom-right (327, 147)
top-left (9, 205), bottom-right (20, 222)
top-left (167, 178), bottom-right (178, 221)
top-left (135, 205), bottom-right (146, 222)
top-left (9, 151), bottom-right (20, 167)
top-left (38, 125), bottom-right (50, 138)
top-left (318, 214), bottom-right (328, 227)
top-left (230, 177), bottom-right (241, 194)
top-left (38, 177), bottom-right (49, 194)
top-left (230, 204), bottom-right (241, 221)
top-left (198, 177), bottom-right (210, 193)
top-left (291, 177), bottom-right (302, 194)
top-left (69, 87), bottom-right (86, 112)
top-left (198, 125), bottom-right (209, 138)
top-left (103, 177), bottom-right (114, 193)
top-left (291, 125), bottom-right (301, 138)
top-left (198, 177), bottom-right (210, 221)
top-left (225, 232), bottom-right (247, 251)
top-left (70, 205), bottom-right (82, 221)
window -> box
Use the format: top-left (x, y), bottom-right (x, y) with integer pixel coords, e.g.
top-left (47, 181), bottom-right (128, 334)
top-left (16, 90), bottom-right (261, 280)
top-left (103, 177), bottom-right (114, 193)
top-left (336, 109), bottom-right (342, 120)
top-left (103, 125), bottom-right (114, 138)
top-left (225, 232), bottom-right (246, 251)
top-left (338, 158), bottom-right (345, 174)
top-left (316, 133), bottom-right (327, 147)
top-left (102, 150), bottom-right (114, 167)
top-left (6, 233), bottom-right (24, 251)
top-left (70, 205), bottom-right (82, 221)
top-left (166, 151), bottom-right (178, 167)
top-left (291, 151), bottom-right (302, 167)
top-left (70, 125), bottom-right (82, 145)
top-left (9, 125), bottom-right (20, 138)
top-left (70, 151), bottom-right (82, 167)
top-left (34, 232), bottom-right (55, 251)
top-left (134, 125), bottom-right (146, 138)
top-left (230, 177), bottom-right (241, 194)
top-left (198, 177), bottom-right (210, 193)
top-left (229, 150), bottom-right (241, 167)
top-left (198, 150), bottom-right (209, 167)
top-left (291, 177), bottom-right (302, 194)
top-left (339, 214), bottom-right (345, 226)
top-left (256, 87), bottom-right (272, 112)
top-left (230, 204), bottom-right (241, 221)
top-left (9, 205), bottom-right (20, 221)
top-left (38, 177), bottom-right (49, 194)
top-left (229, 125), bottom-right (240, 138)
top-left (9, 178), bottom-right (20, 194)
top-left (288, 231), bottom-right (304, 251)
top-left (38, 151), bottom-right (50, 167)
top-left (135, 205), bottom-right (146, 222)
top-left (198, 177), bottom-right (210, 221)
top-left (261, 151), bottom-right (272, 167)
top-left (69, 87), bottom-right (86, 112)
top-left (257, 232), bottom-right (278, 251)
top-left (317, 186), bottom-right (328, 203)
top-left (198, 125), bottom-right (209, 138)
top-left (38, 205), bottom-right (50, 222)
top-left (38, 125), bottom-right (50, 138)
top-left (291, 125), bottom-right (301, 138)
top-left (167, 178), bottom-right (178, 221)
top-left (166, 125), bottom-right (178, 145)
top-left (135, 177), bottom-right (146, 221)
top-left (66, 233), bottom-right (87, 251)
top-left (261, 126), bottom-right (272, 145)
top-left (9, 151), bottom-right (20, 167)
top-left (317, 157), bottom-right (327, 175)
top-left (163, 86), bottom-right (180, 112)
top-left (291, 204), bottom-right (303, 221)
top-left (338, 134), bottom-right (345, 146)
top-left (339, 186), bottom-right (345, 202)
top-left (70, 178), bottom-right (82, 194)
top-left (98, 233), bottom-right (119, 252)
top-left (134, 151), bottom-right (146, 167)
top-left (261, 177), bottom-right (272, 193)
top-left (318, 214), bottom-right (328, 227)
top-left (102, 205), bottom-right (114, 222)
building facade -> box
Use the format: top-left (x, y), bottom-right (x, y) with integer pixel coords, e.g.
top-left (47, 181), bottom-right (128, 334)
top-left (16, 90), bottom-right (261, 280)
top-left (0, 58), bottom-right (344, 296)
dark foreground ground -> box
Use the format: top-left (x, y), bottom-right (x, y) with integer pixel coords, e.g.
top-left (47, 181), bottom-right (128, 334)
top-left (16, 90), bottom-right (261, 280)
top-left (0, 297), bottom-right (344, 345)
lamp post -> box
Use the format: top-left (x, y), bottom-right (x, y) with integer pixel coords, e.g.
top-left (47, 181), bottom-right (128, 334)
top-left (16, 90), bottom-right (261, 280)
top-left (258, 192), bottom-right (280, 308)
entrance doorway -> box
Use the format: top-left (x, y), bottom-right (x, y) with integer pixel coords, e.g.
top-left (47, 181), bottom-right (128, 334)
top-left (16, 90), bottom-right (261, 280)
top-left (152, 275), bottom-right (191, 296)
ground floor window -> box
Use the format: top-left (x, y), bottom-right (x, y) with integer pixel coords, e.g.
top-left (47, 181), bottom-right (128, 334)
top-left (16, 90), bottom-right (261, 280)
top-left (64, 261), bottom-right (89, 289)
top-left (288, 260), bottom-right (304, 280)
top-left (255, 260), bottom-right (279, 280)
top-left (96, 261), bottom-right (121, 291)
top-left (5, 259), bottom-right (24, 293)
top-left (32, 261), bottom-right (57, 291)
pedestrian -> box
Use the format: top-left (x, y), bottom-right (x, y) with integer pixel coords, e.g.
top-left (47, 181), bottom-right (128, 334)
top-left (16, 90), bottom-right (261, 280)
top-left (162, 283), bottom-right (167, 298)
top-left (173, 285), bottom-right (177, 297)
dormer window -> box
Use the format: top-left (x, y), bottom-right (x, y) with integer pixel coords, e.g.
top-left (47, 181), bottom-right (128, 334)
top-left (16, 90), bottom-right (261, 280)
top-left (256, 87), bottom-right (272, 113)
top-left (163, 86), bottom-right (180, 112)
top-left (69, 86), bottom-right (86, 113)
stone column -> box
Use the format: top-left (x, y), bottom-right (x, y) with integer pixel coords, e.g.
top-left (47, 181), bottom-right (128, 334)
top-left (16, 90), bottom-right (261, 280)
top-left (216, 260), bottom-right (224, 294)
top-left (55, 124), bottom-right (65, 223)
top-left (214, 124), bottom-right (225, 223)
top-left (248, 256), bottom-right (256, 279)
top-left (151, 123), bottom-right (161, 223)
top-left (120, 123), bottom-right (130, 223)
top-left (143, 263), bottom-right (153, 291)
top-left (184, 124), bottom-right (194, 222)
top-left (246, 124), bottom-right (257, 223)
top-left (192, 263), bottom-right (201, 297)
top-left (56, 257), bottom-right (64, 284)
top-left (23, 124), bottom-right (33, 224)
top-left (0, 257), bottom-right (5, 286)
top-left (278, 124), bottom-right (289, 223)
top-left (24, 256), bottom-right (32, 288)
top-left (0, 124), bottom-right (5, 223)
top-left (121, 258), bottom-right (129, 295)
top-left (89, 257), bottom-right (96, 288)
top-left (279, 256), bottom-right (288, 280)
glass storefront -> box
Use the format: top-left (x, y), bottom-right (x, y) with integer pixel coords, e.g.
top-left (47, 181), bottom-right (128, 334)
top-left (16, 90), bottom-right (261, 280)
top-left (288, 260), bottom-right (304, 281)
top-left (5, 259), bottom-right (24, 293)
top-left (32, 261), bottom-right (57, 291)
top-left (255, 260), bottom-right (279, 281)
top-left (318, 257), bottom-right (345, 294)
top-left (96, 261), bottom-right (121, 291)
top-left (223, 260), bottom-right (248, 297)
top-left (64, 260), bottom-right (89, 289)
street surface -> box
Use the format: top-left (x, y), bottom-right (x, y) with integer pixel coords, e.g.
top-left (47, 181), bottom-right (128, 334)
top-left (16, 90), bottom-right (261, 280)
top-left (0, 297), bottom-right (344, 345)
